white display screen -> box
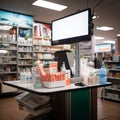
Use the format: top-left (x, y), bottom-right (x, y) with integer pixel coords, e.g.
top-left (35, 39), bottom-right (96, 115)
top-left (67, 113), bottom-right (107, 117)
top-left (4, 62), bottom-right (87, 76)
top-left (52, 8), bottom-right (91, 45)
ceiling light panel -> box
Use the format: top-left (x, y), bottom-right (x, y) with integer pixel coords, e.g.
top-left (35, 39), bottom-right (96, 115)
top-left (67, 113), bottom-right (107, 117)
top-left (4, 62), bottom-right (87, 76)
top-left (103, 40), bottom-right (115, 44)
top-left (116, 34), bottom-right (120, 37)
top-left (96, 26), bottom-right (114, 31)
top-left (32, 0), bottom-right (68, 11)
top-left (95, 36), bottom-right (104, 40)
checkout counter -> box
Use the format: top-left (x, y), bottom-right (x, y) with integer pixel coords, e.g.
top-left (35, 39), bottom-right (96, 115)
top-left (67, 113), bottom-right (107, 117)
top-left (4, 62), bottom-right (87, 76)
top-left (3, 80), bottom-right (112, 120)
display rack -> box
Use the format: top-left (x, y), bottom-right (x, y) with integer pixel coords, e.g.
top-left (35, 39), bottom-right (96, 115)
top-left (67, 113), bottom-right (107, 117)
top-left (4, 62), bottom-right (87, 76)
top-left (102, 61), bottom-right (120, 102)
top-left (17, 27), bottom-right (33, 78)
top-left (0, 24), bottom-right (18, 93)
top-left (33, 22), bottom-right (63, 66)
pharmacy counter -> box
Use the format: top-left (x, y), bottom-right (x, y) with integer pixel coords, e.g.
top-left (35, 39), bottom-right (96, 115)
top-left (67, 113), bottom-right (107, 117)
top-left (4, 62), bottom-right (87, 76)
top-left (3, 81), bottom-right (112, 120)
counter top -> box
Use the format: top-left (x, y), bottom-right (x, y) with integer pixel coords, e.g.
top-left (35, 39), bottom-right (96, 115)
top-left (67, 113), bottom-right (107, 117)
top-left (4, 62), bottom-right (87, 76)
top-left (3, 80), bottom-right (112, 95)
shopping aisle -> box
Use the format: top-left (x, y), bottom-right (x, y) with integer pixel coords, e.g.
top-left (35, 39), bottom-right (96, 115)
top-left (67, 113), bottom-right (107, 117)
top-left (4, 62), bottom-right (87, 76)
top-left (0, 96), bottom-right (120, 120)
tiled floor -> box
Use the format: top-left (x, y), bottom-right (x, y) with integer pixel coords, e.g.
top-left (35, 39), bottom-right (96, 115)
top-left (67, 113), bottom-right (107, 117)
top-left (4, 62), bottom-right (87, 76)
top-left (0, 95), bottom-right (120, 120)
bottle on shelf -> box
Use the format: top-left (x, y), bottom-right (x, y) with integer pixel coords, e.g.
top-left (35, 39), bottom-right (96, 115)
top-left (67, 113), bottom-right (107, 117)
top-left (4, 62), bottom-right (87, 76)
top-left (98, 64), bottom-right (107, 84)
top-left (61, 62), bottom-right (66, 71)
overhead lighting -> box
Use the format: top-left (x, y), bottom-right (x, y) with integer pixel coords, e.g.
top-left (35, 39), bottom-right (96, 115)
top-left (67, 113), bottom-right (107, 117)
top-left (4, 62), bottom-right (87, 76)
top-left (92, 13), bottom-right (99, 19)
top-left (103, 40), bottom-right (115, 44)
top-left (95, 36), bottom-right (104, 40)
top-left (32, 0), bottom-right (68, 11)
top-left (0, 25), bottom-right (12, 30)
top-left (96, 26), bottom-right (114, 31)
top-left (116, 34), bottom-right (120, 37)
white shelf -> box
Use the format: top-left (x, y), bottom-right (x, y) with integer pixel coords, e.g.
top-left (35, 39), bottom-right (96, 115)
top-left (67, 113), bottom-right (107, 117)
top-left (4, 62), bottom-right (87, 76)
top-left (18, 51), bottom-right (32, 53)
top-left (33, 50), bottom-right (55, 54)
top-left (0, 56), bottom-right (17, 58)
top-left (18, 64), bottom-right (33, 66)
top-left (107, 77), bottom-right (120, 80)
top-left (18, 57), bottom-right (33, 60)
top-left (108, 69), bottom-right (120, 72)
top-left (0, 41), bottom-right (17, 44)
top-left (0, 63), bottom-right (17, 65)
top-left (18, 44), bottom-right (33, 46)
top-left (103, 61), bottom-right (120, 102)
top-left (0, 48), bottom-right (17, 51)
top-left (0, 71), bottom-right (17, 74)
top-left (105, 87), bottom-right (120, 92)
top-left (101, 96), bottom-right (120, 102)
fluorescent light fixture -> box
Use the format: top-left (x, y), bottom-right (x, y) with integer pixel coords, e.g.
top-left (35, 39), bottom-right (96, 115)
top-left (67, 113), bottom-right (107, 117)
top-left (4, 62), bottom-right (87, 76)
top-left (0, 25), bottom-right (12, 30)
top-left (0, 50), bottom-right (8, 53)
top-left (32, 0), bottom-right (68, 11)
top-left (96, 26), bottom-right (114, 31)
top-left (116, 34), bottom-right (120, 37)
top-left (103, 40), bottom-right (115, 44)
top-left (95, 36), bottom-right (104, 40)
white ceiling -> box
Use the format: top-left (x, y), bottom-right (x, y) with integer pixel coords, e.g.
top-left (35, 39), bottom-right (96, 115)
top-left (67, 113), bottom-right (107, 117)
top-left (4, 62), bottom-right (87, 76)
top-left (0, 0), bottom-right (120, 44)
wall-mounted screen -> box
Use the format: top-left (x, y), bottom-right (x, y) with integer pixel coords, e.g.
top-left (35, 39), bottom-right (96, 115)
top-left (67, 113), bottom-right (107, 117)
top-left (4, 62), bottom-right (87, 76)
top-left (51, 8), bottom-right (92, 45)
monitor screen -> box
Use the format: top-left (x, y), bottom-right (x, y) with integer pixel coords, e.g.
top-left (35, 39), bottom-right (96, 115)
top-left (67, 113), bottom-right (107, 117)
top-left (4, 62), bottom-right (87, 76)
top-left (51, 8), bottom-right (92, 45)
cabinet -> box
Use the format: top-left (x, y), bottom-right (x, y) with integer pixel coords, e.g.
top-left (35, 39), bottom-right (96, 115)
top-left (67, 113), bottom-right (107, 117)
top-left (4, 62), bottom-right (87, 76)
top-left (0, 24), bottom-right (18, 93)
top-left (102, 61), bottom-right (120, 102)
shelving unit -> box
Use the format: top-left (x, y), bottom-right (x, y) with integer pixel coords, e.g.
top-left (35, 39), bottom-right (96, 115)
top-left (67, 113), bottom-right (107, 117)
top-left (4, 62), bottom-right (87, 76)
top-left (17, 27), bottom-right (33, 78)
top-left (101, 61), bottom-right (120, 102)
top-left (33, 22), bottom-right (64, 66)
top-left (0, 21), bottom-right (71, 93)
top-left (0, 24), bottom-right (18, 93)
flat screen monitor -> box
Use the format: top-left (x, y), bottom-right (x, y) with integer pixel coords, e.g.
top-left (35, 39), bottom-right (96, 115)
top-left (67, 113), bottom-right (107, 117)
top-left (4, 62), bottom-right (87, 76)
top-left (51, 8), bottom-right (92, 45)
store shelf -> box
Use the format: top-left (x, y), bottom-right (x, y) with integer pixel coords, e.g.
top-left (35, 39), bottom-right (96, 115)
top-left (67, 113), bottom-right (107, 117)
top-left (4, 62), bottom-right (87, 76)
top-left (17, 27), bottom-right (33, 78)
top-left (0, 48), bottom-right (17, 51)
top-left (101, 96), bottom-right (120, 102)
top-left (18, 44), bottom-right (33, 47)
top-left (0, 41), bottom-right (17, 44)
top-left (0, 24), bottom-right (18, 93)
top-left (107, 77), bottom-right (120, 80)
top-left (104, 87), bottom-right (120, 92)
top-left (0, 56), bottom-right (17, 58)
top-left (18, 57), bottom-right (33, 60)
top-left (108, 69), bottom-right (120, 72)
top-left (0, 72), bottom-right (17, 74)
top-left (103, 61), bottom-right (120, 102)
top-left (18, 64), bottom-right (33, 66)
top-left (33, 58), bottom-right (53, 61)
top-left (33, 51), bottom-right (55, 54)
top-left (104, 61), bottom-right (120, 64)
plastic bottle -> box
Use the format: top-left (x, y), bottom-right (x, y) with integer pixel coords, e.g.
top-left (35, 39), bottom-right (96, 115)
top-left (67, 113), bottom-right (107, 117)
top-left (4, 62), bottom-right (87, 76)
top-left (61, 62), bottom-right (66, 71)
top-left (32, 67), bottom-right (42, 88)
top-left (26, 70), bottom-right (32, 83)
top-left (98, 64), bottom-right (107, 84)
top-left (20, 72), bottom-right (24, 83)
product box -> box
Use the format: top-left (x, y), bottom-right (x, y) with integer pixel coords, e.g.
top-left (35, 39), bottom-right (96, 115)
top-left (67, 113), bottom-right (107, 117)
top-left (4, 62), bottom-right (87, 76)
top-left (38, 62), bottom-right (66, 88)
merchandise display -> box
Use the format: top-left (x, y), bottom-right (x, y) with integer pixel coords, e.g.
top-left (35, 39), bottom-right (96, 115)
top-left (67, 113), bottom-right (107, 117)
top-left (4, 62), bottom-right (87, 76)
top-left (0, 3), bottom-right (119, 120)
top-left (33, 22), bottom-right (64, 66)
top-left (17, 27), bottom-right (33, 77)
top-left (0, 16), bottom-right (70, 93)
top-left (80, 58), bottom-right (99, 85)
top-left (102, 61), bottom-right (120, 102)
